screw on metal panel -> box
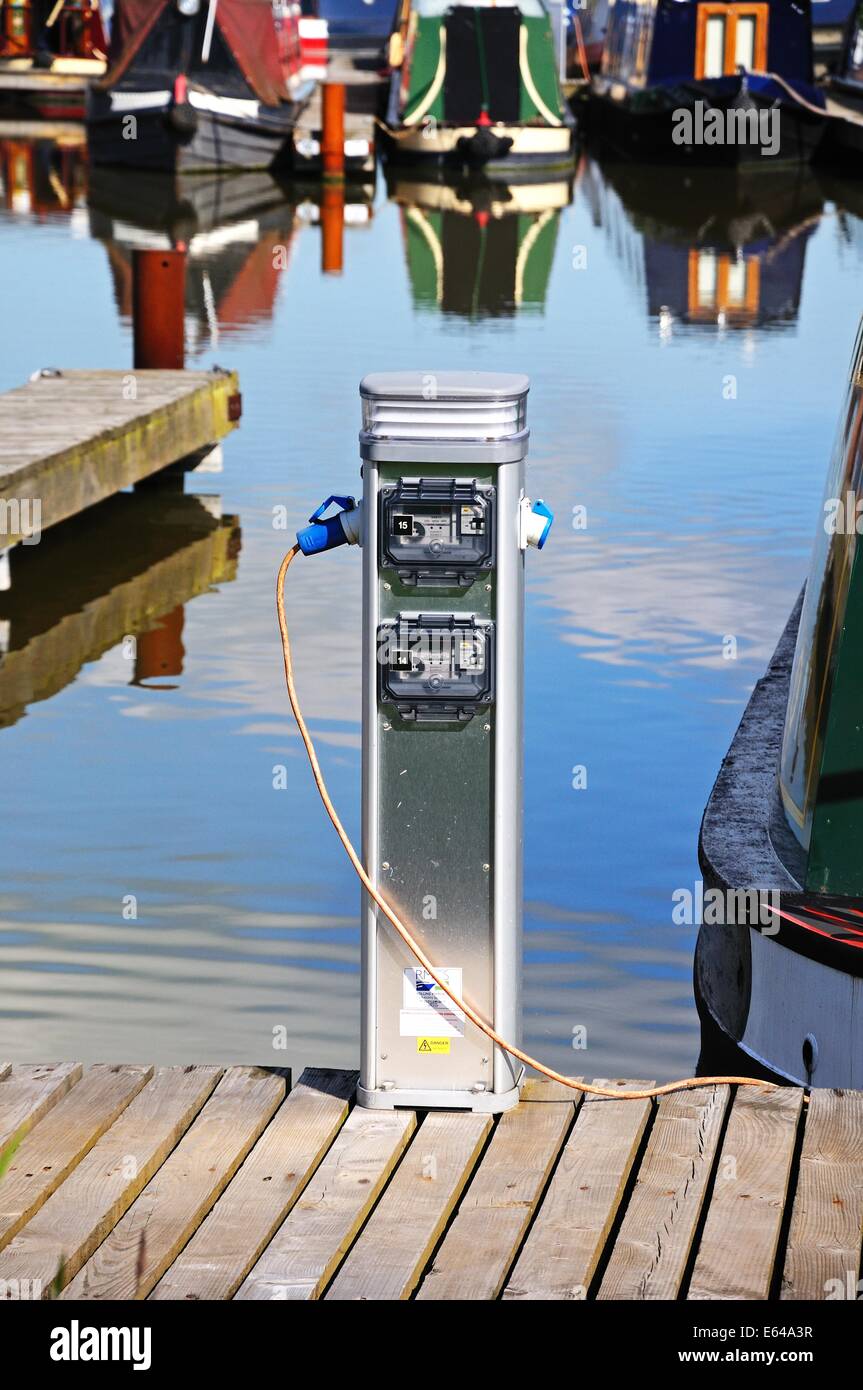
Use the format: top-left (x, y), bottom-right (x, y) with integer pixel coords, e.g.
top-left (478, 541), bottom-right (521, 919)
top-left (485, 584), bottom-right (492, 592)
top-left (383, 582), bottom-right (391, 590)
top-left (379, 1081), bottom-right (395, 1091)
top-left (481, 1057), bottom-right (489, 1066)
top-left (382, 861), bottom-right (390, 871)
top-left (380, 1053), bottom-right (388, 1061)
top-left (470, 1082), bottom-right (487, 1093)
top-left (383, 721), bottom-right (391, 731)
top-left (483, 723), bottom-right (490, 732)
top-left (482, 863), bottom-right (490, 873)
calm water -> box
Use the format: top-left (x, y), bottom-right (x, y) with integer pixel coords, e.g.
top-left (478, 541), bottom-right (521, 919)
top-left (1, 143), bottom-right (862, 1079)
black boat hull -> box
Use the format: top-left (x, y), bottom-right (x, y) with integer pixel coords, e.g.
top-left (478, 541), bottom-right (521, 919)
top-left (87, 91), bottom-right (298, 173)
top-left (588, 86), bottom-right (825, 167)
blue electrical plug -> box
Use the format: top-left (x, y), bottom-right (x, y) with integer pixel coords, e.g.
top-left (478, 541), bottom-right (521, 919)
top-left (296, 495), bottom-right (362, 556)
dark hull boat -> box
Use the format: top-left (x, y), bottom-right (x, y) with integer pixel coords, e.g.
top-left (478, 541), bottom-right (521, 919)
top-left (588, 0), bottom-right (827, 167)
top-left (823, 6), bottom-right (863, 161)
top-left (380, 0), bottom-right (575, 178)
top-left (697, 319), bottom-right (863, 1088)
top-left (86, 0), bottom-right (311, 173)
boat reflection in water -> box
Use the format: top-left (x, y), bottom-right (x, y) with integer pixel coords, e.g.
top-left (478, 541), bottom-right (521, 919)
top-left (0, 131), bottom-right (86, 217)
top-left (389, 172), bottom-right (572, 318)
top-left (583, 160), bottom-right (825, 333)
top-left (0, 491), bottom-right (241, 730)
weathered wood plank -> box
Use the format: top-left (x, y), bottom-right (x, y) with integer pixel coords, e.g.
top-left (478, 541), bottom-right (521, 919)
top-left (0, 369), bottom-right (239, 546)
top-left (0, 1065), bottom-right (221, 1296)
top-left (0, 1064), bottom-right (82, 1150)
top-left (598, 1085), bottom-right (730, 1301)
top-left (781, 1088), bottom-right (863, 1301)
top-left (0, 1065), bottom-right (153, 1253)
top-left (150, 1069), bottom-right (357, 1301)
top-left (326, 1112), bottom-right (491, 1301)
top-left (235, 1106), bottom-right (415, 1301)
top-left (503, 1080), bottom-right (654, 1300)
top-left (417, 1095), bottom-right (574, 1299)
top-left (689, 1085), bottom-right (803, 1300)
top-left (62, 1067), bottom-right (284, 1300)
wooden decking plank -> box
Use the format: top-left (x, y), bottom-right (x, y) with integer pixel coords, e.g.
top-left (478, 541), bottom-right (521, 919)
top-left (417, 1095), bottom-right (575, 1300)
top-left (0, 1065), bottom-right (221, 1296)
top-left (326, 1111), bottom-right (492, 1302)
top-left (235, 1106), bottom-right (416, 1301)
top-left (689, 1085), bottom-right (803, 1301)
top-left (0, 369), bottom-right (239, 546)
top-left (597, 1085), bottom-right (730, 1301)
top-left (503, 1080), bottom-right (654, 1301)
top-left (150, 1068), bottom-right (358, 1301)
top-left (781, 1088), bottom-right (863, 1301)
top-left (0, 1064), bottom-right (82, 1150)
top-left (62, 1067), bottom-right (284, 1300)
top-left (0, 1064), bottom-right (154, 1253)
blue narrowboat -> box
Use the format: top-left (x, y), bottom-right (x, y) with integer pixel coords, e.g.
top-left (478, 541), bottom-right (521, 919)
top-left (589, 0), bottom-right (827, 166)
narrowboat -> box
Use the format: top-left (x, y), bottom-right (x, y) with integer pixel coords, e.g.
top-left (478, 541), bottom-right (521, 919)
top-left (86, 0), bottom-right (312, 173)
top-left (0, 1), bottom-right (107, 119)
top-left (697, 317), bottom-right (863, 1087)
top-left (592, 160), bottom-right (823, 331)
top-left (811, 0), bottom-right (856, 72)
top-left (389, 172), bottom-right (571, 315)
top-left (589, 0), bottom-right (827, 167)
top-left (380, 0), bottom-right (575, 176)
top-left (823, 3), bottom-right (863, 160)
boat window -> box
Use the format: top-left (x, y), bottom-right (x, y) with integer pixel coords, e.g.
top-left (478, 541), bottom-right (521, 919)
top-left (695, 4), bottom-right (767, 79)
top-left (704, 16), bottom-right (726, 77)
top-left (734, 14), bottom-right (756, 70)
top-left (696, 253), bottom-right (718, 306)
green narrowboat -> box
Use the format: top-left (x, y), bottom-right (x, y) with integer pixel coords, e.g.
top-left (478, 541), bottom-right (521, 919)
top-left (380, 0), bottom-right (575, 177)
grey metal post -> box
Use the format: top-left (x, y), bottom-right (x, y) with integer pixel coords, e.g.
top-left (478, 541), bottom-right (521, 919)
top-left (355, 372), bottom-right (547, 1113)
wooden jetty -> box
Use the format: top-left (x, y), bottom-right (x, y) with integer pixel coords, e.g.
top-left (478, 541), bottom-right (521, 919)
top-left (0, 1064), bottom-right (860, 1300)
top-left (0, 368), bottom-right (240, 553)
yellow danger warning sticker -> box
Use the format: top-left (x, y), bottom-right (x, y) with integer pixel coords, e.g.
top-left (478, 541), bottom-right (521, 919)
top-left (417, 1037), bottom-right (450, 1055)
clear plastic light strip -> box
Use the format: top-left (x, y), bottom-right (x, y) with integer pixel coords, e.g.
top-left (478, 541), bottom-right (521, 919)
top-left (361, 397), bottom-right (526, 441)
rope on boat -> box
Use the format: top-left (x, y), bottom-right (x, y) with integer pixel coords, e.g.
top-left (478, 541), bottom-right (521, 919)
top-left (752, 69), bottom-right (830, 118)
top-left (277, 544), bottom-right (775, 1102)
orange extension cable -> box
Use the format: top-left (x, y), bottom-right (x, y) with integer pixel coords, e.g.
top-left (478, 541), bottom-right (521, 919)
top-left (278, 544), bottom-right (773, 1101)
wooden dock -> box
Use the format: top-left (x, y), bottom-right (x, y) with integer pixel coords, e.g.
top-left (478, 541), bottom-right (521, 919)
top-left (0, 1065), bottom-right (860, 1301)
top-left (0, 369), bottom-right (240, 552)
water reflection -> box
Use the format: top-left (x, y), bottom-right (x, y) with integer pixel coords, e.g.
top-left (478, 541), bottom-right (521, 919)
top-left (1, 133), bottom-right (863, 1078)
top-left (582, 159), bottom-right (825, 333)
top-left (389, 172), bottom-right (572, 318)
top-left (0, 491), bottom-right (241, 728)
top-left (0, 133), bottom-right (86, 218)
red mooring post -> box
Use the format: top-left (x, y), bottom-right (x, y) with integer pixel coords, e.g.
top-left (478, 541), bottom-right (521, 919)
top-left (321, 183), bottom-right (345, 275)
top-left (132, 248), bottom-right (186, 369)
top-left (321, 82), bottom-right (346, 180)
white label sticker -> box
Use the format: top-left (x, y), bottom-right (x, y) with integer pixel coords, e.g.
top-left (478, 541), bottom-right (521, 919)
top-left (400, 967), bottom-right (464, 1038)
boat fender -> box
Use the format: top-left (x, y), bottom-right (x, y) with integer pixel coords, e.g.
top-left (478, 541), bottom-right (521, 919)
top-left (457, 125), bottom-right (514, 169)
top-left (168, 74), bottom-right (199, 138)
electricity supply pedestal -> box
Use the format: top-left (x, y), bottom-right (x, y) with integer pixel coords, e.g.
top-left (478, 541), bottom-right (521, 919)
top-left (353, 372), bottom-right (551, 1112)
